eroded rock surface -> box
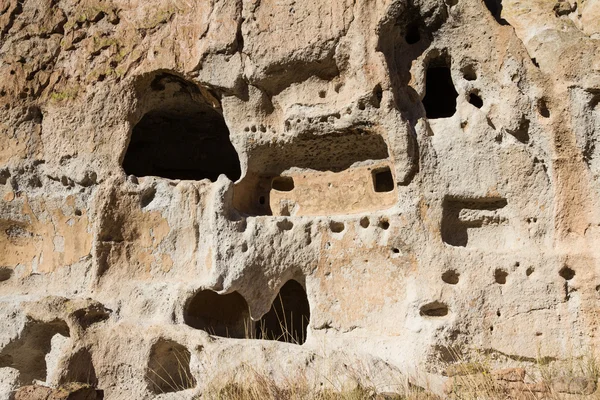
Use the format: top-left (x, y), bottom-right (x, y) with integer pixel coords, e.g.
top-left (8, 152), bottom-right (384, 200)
top-left (1, 0), bottom-right (600, 397)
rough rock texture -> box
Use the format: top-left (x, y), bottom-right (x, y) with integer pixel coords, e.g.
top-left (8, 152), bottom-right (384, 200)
top-left (1, 0), bottom-right (600, 398)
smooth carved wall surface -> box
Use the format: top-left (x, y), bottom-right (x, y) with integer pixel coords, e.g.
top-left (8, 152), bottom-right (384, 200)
top-left (1, 0), bottom-right (600, 397)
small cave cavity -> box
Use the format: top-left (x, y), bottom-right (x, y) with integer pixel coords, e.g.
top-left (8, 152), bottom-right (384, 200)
top-left (183, 290), bottom-right (250, 338)
top-left (329, 221), bottom-right (345, 233)
top-left (58, 347), bottom-right (98, 387)
top-left (72, 304), bottom-right (111, 330)
top-left (122, 73), bottom-right (241, 182)
top-left (468, 92), bottom-right (484, 109)
top-left (277, 219), bottom-right (294, 231)
top-left (372, 167), bottom-right (395, 193)
top-left (494, 268), bottom-right (508, 284)
top-left (379, 218), bottom-right (390, 230)
top-left (508, 117), bottom-right (530, 143)
top-left (422, 57), bottom-right (458, 119)
top-left (441, 197), bottom-right (507, 247)
top-left (140, 186), bottom-right (157, 208)
top-left (360, 217), bottom-right (370, 228)
top-left (559, 265), bottom-right (575, 281)
top-left (255, 280), bottom-right (310, 345)
top-left (146, 339), bottom-right (196, 394)
top-left (0, 267), bottom-right (13, 282)
top-left (271, 176), bottom-right (295, 192)
top-left (0, 319), bottom-right (70, 385)
top-left (442, 270), bottom-right (460, 285)
top-left (538, 98), bottom-right (551, 118)
top-left (462, 65), bottom-right (477, 81)
top-left (420, 301), bottom-right (449, 317)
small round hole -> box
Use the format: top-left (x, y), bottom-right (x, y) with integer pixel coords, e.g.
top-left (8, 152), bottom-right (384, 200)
top-left (277, 219), bottom-right (293, 231)
top-left (468, 93), bottom-right (483, 108)
top-left (329, 221), bottom-right (345, 233)
top-left (360, 217), bottom-right (370, 228)
top-left (559, 265), bottom-right (575, 281)
top-left (494, 269), bottom-right (508, 284)
top-left (462, 65), bottom-right (477, 81)
top-left (0, 267), bottom-right (13, 282)
top-left (378, 219), bottom-right (390, 230)
top-left (538, 99), bottom-right (550, 118)
top-left (442, 270), bottom-right (460, 285)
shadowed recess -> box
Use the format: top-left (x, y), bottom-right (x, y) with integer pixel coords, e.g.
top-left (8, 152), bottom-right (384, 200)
top-left (59, 347), bottom-right (98, 386)
top-left (423, 59), bottom-right (458, 119)
top-left (0, 319), bottom-right (70, 385)
top-left (146, 339), bottom-right (196, 394)
top-left (420, 301), bottom-right (449, 317)
top-left (441, 197), bottom-right (507, 247)
top-left (184, 290), bottom-right (250, 338)
top-left (246, 129), bottom-right (389, 174)
top-left (373, 167), bottom-right (395, 192)
top-left (123, 75), bottom-right (241, 182)
top-left (255, 280), bottom-right (310, 345)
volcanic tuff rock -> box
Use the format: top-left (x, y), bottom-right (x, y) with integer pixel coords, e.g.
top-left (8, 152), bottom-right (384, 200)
top-left (1, 0), bottom-right (600, 397)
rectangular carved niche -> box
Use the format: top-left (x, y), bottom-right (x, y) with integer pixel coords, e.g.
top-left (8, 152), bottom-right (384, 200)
top-left (442, 197), bottom-right (508, 248)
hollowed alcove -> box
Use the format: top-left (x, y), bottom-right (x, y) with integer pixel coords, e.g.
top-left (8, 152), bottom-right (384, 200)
top-left (0, 319), bottom-right (70, 385)
top-left (255, 280), bottom-right (310, 345)
top-left (422, 57), bottom-right (458, 119)
top-left (183, 290), bottom-right (250, 338)
top-left (122, 73), bottom-right (241, 182)
top-left (58, 347), bottom-right (98, 386)
top-left (233, 130), bottom-right (393, 216)
top-left (146, 339), bottom-right (196, 394)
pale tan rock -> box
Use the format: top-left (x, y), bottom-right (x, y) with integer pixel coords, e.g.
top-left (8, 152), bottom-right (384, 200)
top-left (2, 0), bottom-right (600, 398)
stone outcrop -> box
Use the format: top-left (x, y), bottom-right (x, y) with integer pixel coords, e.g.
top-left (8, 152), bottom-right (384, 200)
top-left (1, 0), bottom-right (600, 397)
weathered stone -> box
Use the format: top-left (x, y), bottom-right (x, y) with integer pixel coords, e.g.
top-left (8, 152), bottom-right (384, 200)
top-left (2, 0), bottom-right (600, 398)
top-left (14, 385), bottom-right (53, 400)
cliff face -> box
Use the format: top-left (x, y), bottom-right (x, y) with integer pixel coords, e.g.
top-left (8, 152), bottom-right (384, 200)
top-left (1, 0), bottom-right (600, 397)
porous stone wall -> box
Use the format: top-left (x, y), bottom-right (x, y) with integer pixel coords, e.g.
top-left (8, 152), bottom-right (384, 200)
top-left (1, 0), bottom-right (600, 397)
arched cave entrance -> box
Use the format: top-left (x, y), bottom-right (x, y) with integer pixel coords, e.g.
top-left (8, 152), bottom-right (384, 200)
top-left (146, 339), bottom-right (195, 394)
top-left (122, 73), bottom-right (241, 182)
top-left (255, 280), bottom-right (310, 345)
top-left (183, 289), bottom-right (250, 338)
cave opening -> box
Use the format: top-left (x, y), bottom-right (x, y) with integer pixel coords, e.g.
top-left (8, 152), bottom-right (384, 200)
top-left (422, 60), bottom-right (458, 119)
top-left (122, 75), bottom-right (241, 182)
top-left (255, 280), bottom-right (310, 345)
top-left (183, 290), bottom-right (250, 338)
top-left (373, 167), bottom-right (395, 192)
top-left (146, 339), bottom-right (196, 393)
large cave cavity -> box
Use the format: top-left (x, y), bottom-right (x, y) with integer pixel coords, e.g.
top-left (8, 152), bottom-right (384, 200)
top-left (123, 74), bottom-right (241, 182)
